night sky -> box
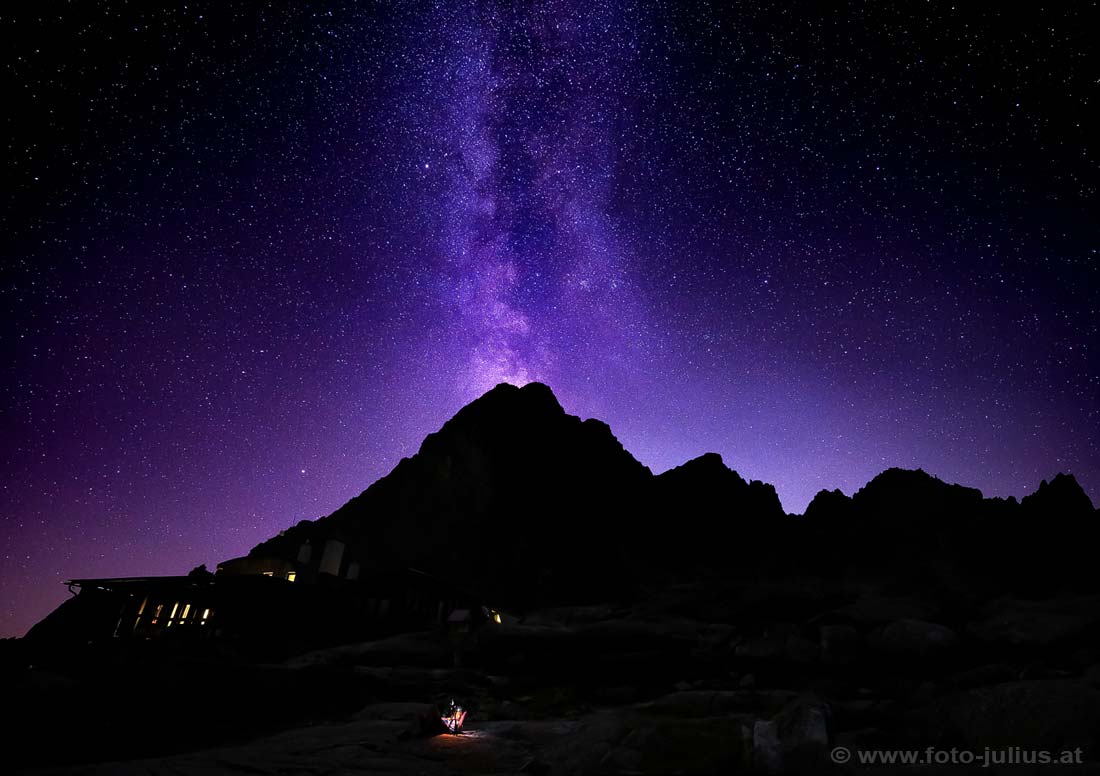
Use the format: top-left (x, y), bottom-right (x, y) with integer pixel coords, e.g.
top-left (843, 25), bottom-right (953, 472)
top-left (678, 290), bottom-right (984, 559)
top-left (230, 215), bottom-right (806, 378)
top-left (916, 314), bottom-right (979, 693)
top-left (2, 2), bottom-right (1096, 637)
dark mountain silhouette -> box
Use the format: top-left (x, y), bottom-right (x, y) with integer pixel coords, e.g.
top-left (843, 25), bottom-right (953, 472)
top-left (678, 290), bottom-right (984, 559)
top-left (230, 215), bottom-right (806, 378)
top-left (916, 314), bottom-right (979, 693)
top-left (250, 382), bottom-right (1098, 605)
top-left (253, 382), bottom-right (653, 606)
top-left (650, 452), bottom-right (785, 575)
top-left (11, 381), bottom-right (1100, 773)
top-left (1022, 472), bottom-right (1097, 518)
top-left (801, 466), bottom-right (1098, 592)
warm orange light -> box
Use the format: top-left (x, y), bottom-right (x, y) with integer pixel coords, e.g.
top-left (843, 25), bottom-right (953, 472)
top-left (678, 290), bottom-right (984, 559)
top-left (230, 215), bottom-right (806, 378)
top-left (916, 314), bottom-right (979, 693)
top-left (442, 701), bottom-right (467, 734)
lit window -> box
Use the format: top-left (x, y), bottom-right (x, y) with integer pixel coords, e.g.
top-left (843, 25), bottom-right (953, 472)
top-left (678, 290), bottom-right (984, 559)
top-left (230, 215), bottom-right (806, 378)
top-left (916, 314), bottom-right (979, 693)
top-left (151, 604), bottom-right (163, 624)
top-left (286, 571), bottom-right (297, 582)
top-left (262, 571), bottom-right (274, 577)
top-left (492, 610), bottom-right (502, 624)
top-left (201, 608), bottom-right (211, 623)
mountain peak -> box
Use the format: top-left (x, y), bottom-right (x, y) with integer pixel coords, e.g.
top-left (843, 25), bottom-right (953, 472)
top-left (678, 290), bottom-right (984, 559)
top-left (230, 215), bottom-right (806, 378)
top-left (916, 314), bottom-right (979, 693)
top-left (1021, 472), bottom-right (1095, 516)
top-left (684, 451), bottom-right (728, 469)
top-left (855, 467), bottom-right (984, 506)
top-left (442, 381), bottom-right (565, 430)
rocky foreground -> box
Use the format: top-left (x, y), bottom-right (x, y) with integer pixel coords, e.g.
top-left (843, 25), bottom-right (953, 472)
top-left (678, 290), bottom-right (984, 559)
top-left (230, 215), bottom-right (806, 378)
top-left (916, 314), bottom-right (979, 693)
top-left (14, 578), bottom-right (1100, 774)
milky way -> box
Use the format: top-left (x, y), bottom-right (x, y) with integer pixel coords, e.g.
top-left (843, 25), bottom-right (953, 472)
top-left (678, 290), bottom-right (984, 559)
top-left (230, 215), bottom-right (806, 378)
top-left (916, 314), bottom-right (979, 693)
top-left (408, 2), bottom-right (657, 396)
top-left (2, 2), bottom-right (1096, 636)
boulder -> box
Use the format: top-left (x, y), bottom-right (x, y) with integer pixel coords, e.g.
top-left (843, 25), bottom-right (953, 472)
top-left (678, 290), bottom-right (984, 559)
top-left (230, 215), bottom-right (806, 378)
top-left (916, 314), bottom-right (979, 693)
top-left (967, 596), bottom-right (1100, 647)
top-left (286, 631), bottom-right (451, 669)
top-left (734, 625), bottom-right (799, 661)
top-left (820, 624), bottom-right (862, 664)
top-left (874, 619), bottom-right (957, 658)
top-left (774, 694), bottom-right (831, 767)
top-left (828, 596), bottom-right (938, 626)
top-left (752, 695), bottom-right (832, 773)
top-left (922, 679), bottom-right (1100, 751)
top-left (752, 719), bottom-right (783, 773)
top-left (600, 718), bottom-right (751, 774)
top-left (735, 635), bottom-right (786, 660)
top-left (637, 689), bottom-right (797, 718)
top-left (944, 663), bottom-right (1017, 691)
top-left (355, 702), bottom-right (446, 737)
top-left (786, 634), bottom-right (821, 664)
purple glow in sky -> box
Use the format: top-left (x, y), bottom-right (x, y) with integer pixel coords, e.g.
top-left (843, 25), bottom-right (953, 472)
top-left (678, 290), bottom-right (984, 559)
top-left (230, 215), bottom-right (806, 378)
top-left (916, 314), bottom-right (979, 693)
top-left (2, 2), bottom-right (1096, 636)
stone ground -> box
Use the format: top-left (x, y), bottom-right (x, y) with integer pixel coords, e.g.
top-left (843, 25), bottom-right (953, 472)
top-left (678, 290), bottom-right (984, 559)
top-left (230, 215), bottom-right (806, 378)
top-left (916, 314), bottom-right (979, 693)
top-left (16, 581), bottom-right (1100, 774)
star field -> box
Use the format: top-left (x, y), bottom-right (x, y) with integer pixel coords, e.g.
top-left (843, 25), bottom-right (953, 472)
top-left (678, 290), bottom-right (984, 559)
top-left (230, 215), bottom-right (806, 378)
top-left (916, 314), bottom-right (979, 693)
top-left (1, 2), bottom-right (1096, 636)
